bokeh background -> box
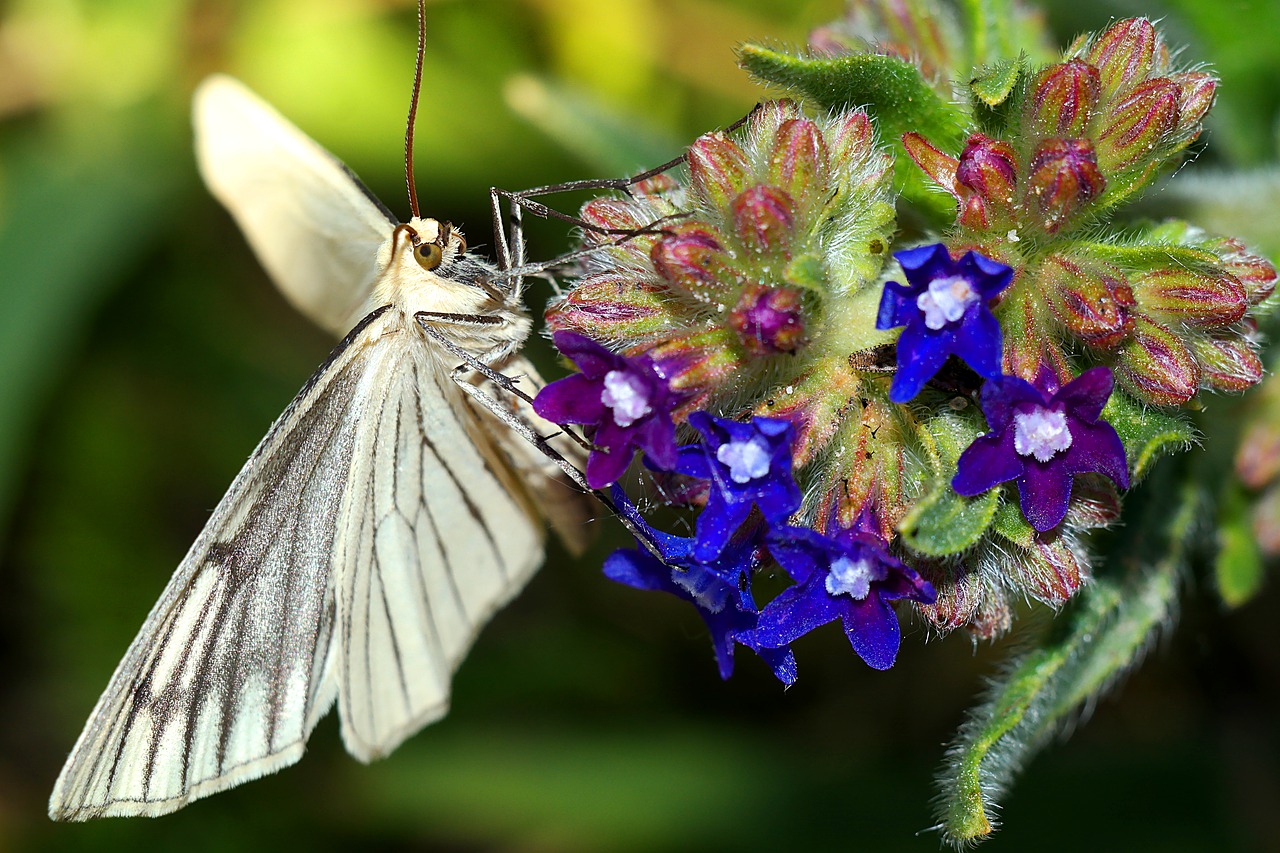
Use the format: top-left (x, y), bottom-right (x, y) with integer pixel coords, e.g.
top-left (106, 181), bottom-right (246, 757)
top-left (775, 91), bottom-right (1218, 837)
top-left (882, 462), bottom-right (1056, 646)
top-left (2, 0), bottom-right (1278, 850)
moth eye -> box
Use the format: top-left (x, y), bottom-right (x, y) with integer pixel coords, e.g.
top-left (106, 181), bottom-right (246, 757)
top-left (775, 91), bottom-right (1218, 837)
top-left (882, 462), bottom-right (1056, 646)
top-left (414, 242), bottom-right (444, 271)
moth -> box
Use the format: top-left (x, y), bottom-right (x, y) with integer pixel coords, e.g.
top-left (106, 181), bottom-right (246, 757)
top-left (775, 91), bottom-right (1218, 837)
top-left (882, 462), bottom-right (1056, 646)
top-left (48, 72), bottom-right (595, 820)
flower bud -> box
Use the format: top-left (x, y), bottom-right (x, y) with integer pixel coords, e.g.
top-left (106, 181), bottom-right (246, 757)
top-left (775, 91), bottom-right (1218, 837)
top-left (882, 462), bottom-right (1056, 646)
top-left (1085, 18), bottom-right (1158, 95)
top-left (1015, 536), bottom-right (1086, 606)
top-left (903, 132), bottom-right (961, 199)
top-left (687, 133), bottom-right (750, 211)
top-left (648, 329), bottom-right (744, 404)
top-left (1134, 268), bottom-right (1247, 328)
top-left (1115, 316), bottom-right (1202, 405)
top-left (545, 273), bottom-right (676, 340)
top-left (650, 227), bottom-right (736, 299)
top-left (1171, 72), bottom-right (1218, 135)
top-left (1026, 138), bottom-right (1106, 233)
top-left (1192, 333), bottom-right (1263, 393)
top-left (1213, 237), bottom-right (1277, 305)
top-left (1027, 59), bottom-right (1101, 138)
top-left (1042, 254), bottom-right (1134, 348)
top-left (731, 185), bottom-right (797, 256)
top-left (956, 134), bottom-right (1019, 228)
top-left (829, 110), bottom-right (875, 171)
top-left (766, 119), bottom-right (829, 208)
top-left (749, 98), bottom-right (805, 145)
top-left (1096, 78), bottom-right (1181, 173)
top-left (728, 284), bottom-right (806, 356)
top-left (1064, 475), bottom-right (1123, 528)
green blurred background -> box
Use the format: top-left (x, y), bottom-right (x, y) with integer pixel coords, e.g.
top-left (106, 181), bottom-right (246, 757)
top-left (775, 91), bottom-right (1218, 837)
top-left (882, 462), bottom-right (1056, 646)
top-left (1, 0), bottom-right (1277, 849)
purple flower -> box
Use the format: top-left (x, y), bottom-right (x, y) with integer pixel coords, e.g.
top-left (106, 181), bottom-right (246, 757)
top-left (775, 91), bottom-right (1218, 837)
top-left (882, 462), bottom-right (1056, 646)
top-left (603, 490), bottom-right (797, 685)
top-left (752, 521), bottom-right (936, 671)
top-left (876, 243), bottom-right (1014, 402)
top-left (673, 413), bottom-right (803, 561)
top-left (952, 367), bottom-right (1131, 532)
top-left (533, 331), bottom-right (679, 488)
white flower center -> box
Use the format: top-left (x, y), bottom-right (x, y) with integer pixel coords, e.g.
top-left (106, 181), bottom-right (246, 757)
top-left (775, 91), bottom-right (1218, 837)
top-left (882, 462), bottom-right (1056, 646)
top-left (1013, 406), bottom-right (1073, 462)
top-left (716, 436), bottom-right (772, 484)
top-left (600, 370), bottom-right (652, 427)
top-left (916, 275), bottom-right (979, 330)
top-left (825, 555), bottom-right (875, 600)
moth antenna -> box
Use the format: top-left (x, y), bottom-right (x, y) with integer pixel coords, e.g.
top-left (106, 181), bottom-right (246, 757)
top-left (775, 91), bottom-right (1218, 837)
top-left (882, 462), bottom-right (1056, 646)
top-left (404, 0), bottom-right (427, 219)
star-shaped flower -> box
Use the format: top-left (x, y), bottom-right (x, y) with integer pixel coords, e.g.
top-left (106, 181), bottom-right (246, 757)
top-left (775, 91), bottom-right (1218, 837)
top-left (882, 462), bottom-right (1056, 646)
top-left (533, 331), bottom-right (679, 488)
top-left (673, 413), bottom-right (803, 560)
top-left (603, 490), bottom-right (797, 684)
top-left (752, 522), bottom-right (936, 670)
top-left (951, 366), bottom-right (1131, 532)
top-left (876, 243), bottom-right (1014, 402)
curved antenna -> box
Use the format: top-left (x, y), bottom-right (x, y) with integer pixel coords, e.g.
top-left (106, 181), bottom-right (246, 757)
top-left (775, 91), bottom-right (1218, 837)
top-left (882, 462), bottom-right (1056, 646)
top-left (404, 0), bottom-right (427, 219)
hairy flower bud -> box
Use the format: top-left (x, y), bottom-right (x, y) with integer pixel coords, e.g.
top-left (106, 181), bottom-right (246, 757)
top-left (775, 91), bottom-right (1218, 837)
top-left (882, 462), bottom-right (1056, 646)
top-left (766, 119), bottom-right (829, 208)
top-left (955, 134), bottom-right (1018, 228)
top-left (1042, 254), bottom-right (1134, 347)
top-left (546, 273), bottom-right (676, 341)
top-left (650, 227), bottom-right (736, 299)
top-left (732, 185), bottom-right (798, 256)
top-left (1213, 237), bottom-right (1278, 305)
top-left (1028, 59), bottom-right (1101, 138)
top-left (1134, 268), bottom-right (1247, 328)
top-left (1084, 17), bottom-right (1158, 96)
top-left (1172, 72), bottom-right (1218, 134)
top-left (688, 133), bottom-right (751, 211)
top-left (728, 284), bottom-right (806, 356)
top-left (1096, 78), bottom-right (1181, 173)
top-left (1192, 333), bottom-right (1263, 393)
top-left (1026, 138), bottom-right (1105, 232)
top-left (1115, 316), bottom-right (1202, 405)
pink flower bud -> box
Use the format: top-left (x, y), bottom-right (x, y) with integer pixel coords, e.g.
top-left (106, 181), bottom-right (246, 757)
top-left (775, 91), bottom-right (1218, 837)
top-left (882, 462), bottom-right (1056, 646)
top-left (731, 185), bottom-right (798, 256)
top-left (1026, 138), bottom-right (1106, 233)
top-left (829, 110), bottom-right (875, 169)
top-left (1115, 316), bottom-right (1202, 405)
top-left (1096, 78), bottom-right (1181, 173)
top-left (1213, 237), bottom-right (1277, 305)
top-left (1064, 475), bottom-right (1123, 529)
top-left (903, 132), bottom-right (961, 199)
top-left (1134, 268), bottom-right (1247, 328)
top-left (545, 273), bottom-right (675, 340)
top-left (728, 284), bottom-right (806, 356)
top-left (1028, 59), bottom-right (1102, 138)
top-left (1042, 254), bottom-right (1134, 348)
top-left (1085, 18), bottom-right (1158, 95)
top-left (650, 227), bottom-right (736, 298)
top-left (1171, 72), bottom-right (1218, 134)
top-left (956, 134), bottom-right (1018, 206)
top-left (1015, 535), bottom-right (1087, 606)
top-left (766, 119), bottom-right (829, 206)
top-left (688, 132), bottom-right (750, 212)
top-left (1192, 333), bottom-right (1263, 393)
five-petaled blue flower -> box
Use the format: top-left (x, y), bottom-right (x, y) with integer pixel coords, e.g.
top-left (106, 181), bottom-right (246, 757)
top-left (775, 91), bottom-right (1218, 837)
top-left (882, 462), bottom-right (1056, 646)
top-left (751, 520), bottom-right (937, 670)
top-left (533, 331), bottom-right (679, 488)
top-left (673, 413), bottom-right (802, 561)
top-left (877, 244), bottom-right (1014, 403)
top-left (603, 489), bottom-right (798, 685)
top-left (952, 366), bottom-right (1131, 532)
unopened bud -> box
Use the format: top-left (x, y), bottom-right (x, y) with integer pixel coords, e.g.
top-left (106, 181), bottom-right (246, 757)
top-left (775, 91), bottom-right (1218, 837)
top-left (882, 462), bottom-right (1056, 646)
top-left (766, 119), bottom-right (829, 207)
top-left (1192, 333), bottom-right (1263, 393)
top-left (650, 227), bottom-right (735, 299)
top-left (1026, 138), bottom-right (1106, 233)
top-left (688, 133), bottom-right (750, 211)
top-left (1171, 72), bottom-right (1218, 134)
top-left (1016, 536), bottom-right (1086, 606)
top-left (829, 110), bottom-right (875, 170)
top-left (731, 185), bottom-right (798, 256)
top-left (1096, 78), bottom-right (1181, 173)
top-left (1028, 59), bottom-right (1101, 138)
top-left (545, 273), bottom-right (674, 340)
top-left (728, 284), bottom-right (806, 356)
top-left (1213, 237), bottom-right (1277, 305)
top-left (1085, 18), bottom-right (1158, 95)
top-left (1134, 268), bottom-right (1247, 328)
top-left (1042, 254), bottom-right (1134, 348)
top-left (1116, 316), bottom-right (1202, 405)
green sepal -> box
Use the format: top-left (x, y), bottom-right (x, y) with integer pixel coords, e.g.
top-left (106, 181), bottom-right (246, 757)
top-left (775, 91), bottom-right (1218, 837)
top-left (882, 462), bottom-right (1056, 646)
top-left (1215, 481), bottom-right (1266, 608)
top-left (1100, 390), bottom-right (1197, 482)
top-left (1073, 237), bottom-right (1222, 276)
top-left (737, 44), bottom-right (964, 227)
top-left (899, 409), bottom-right (998, 556)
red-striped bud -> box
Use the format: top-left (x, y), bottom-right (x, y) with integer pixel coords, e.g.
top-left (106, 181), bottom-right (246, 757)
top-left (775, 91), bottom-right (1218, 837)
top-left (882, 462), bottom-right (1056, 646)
top-left (1026, 138), bottom-right (1106, 233)
top-left (1042, 254), bottom-right (1134, 348)
top-left (766, 119), bottom-right (829, 207)
top-left (731, 185), bottom-right (797, 256)
top-left (1115, 316), bottom-right (1202, 405)
top-left (688, 133), bottom-right (750, 211)
top-left (1097, 78), bottom-right (1181, 173)
top-left (1028, 59), bottom-right (1102, 138)
top-left (1134, 268), bottom-right (1247, 328)
top-left (1085, 18), bottom-right (1158, 96)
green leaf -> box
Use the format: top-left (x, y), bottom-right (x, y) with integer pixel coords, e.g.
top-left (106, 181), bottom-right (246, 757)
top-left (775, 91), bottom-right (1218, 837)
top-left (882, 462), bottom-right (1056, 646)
top-left (899, 410), bottom-right (998, 556)
top-left (1215, 481), bottom-right (1266, 608)
top-left (737, 44), bottom-right (965, 227)
top-left (937, 479), bottom-right (1196, 847)
top-left (1101, 390), bottom-right (1197, 483)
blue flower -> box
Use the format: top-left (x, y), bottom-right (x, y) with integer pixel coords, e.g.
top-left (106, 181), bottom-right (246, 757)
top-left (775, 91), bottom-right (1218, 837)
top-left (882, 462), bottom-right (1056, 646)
top-left (603, 490), bottom-right (798, 685)
top-left (673, 413), bottom-right (803, 561)
top-left (952, 366), bottom-right (1130, 532)
top-left (752, 522), bottom-right (936, 671)
top-left (533, 331), bottom-right (679, 488)
top-left (876, 243), bottom-right (1014, 403)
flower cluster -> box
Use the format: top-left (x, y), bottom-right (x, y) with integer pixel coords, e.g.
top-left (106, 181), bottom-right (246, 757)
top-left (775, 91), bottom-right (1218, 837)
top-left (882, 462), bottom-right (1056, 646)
top-left (532, 11), bottom-right (1274, 667)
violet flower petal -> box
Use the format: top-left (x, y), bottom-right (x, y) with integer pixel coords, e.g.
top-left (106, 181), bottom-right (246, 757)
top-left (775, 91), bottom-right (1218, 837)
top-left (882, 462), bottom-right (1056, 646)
top-left (1017, 458), bottom-right (1076, 531)
top-left (840, 595), bottom-right (901, 671)
top-left (952, 429), bottom-right (1023, 495)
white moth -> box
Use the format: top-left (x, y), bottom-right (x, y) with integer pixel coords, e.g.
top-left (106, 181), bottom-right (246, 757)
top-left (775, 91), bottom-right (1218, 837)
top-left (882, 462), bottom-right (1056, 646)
top-left (49, 74), bottom-right (592, 821)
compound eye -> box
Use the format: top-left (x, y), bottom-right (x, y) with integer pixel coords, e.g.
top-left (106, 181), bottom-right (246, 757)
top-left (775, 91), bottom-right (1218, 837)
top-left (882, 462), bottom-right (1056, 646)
top-left (414, 241), bottom-right (444, 271)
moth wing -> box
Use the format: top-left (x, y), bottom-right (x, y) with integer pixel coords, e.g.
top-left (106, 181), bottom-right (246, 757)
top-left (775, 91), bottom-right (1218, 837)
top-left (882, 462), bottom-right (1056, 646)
top-left (334, 334), bottom-right (545, 758)
top-left (193, 74), bottom-right (391, 337)
top-left (48, 308), bottom-right (396, 821)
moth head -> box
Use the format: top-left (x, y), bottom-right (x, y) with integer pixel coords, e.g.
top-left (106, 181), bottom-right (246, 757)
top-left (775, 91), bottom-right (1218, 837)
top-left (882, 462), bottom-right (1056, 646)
top-left (393, 218), bottom-right (469, 273)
